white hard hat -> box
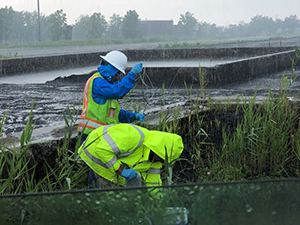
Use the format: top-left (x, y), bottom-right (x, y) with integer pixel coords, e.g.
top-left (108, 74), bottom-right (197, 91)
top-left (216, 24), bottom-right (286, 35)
top-left (100, 50), bottom-right (127, 74)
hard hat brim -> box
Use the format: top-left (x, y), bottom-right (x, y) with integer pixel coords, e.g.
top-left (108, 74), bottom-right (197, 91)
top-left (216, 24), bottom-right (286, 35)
top-left (100, 55), bottom-right (126, 74)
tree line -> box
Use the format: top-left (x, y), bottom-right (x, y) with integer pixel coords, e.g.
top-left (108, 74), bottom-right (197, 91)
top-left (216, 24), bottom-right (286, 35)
top-left (0, 6), bottom-right (299, 44)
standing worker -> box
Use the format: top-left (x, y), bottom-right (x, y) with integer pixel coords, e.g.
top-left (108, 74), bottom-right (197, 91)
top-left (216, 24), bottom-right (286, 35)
top-left (78, 50), bottom-right (145, 187)
top-left (78, 123), bottom-right (184, 189)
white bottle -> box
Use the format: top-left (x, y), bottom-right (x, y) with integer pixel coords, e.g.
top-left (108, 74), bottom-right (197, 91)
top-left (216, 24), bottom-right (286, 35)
top-left (125, 173), bottom-right (142, 188)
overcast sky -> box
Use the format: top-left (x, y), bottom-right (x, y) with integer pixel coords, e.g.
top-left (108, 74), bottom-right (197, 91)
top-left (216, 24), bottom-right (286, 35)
top-left (1, 0), bottom-right (300, 26)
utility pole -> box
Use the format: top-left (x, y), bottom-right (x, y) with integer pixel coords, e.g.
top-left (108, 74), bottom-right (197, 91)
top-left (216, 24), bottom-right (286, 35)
top-left (37, 0), bottom-right (41, 41)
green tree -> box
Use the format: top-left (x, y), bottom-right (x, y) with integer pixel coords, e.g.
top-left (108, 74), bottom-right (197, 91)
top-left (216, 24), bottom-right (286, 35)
top-left (9, 10), bottom-right (25, 42)
top-left (178, 11), bottom-right (198, 37)
top-left (62, 24), bottom-right (73, 40)
top-left (9, 10), bottom-right (48, 43)
top-left (87, 12), bottom-right (107, 39)
top-left (282, 15), bottom-right (299, 35)
top-left (20, 11), bottom-right (42, 42)
top-left (73, 13), bottom-right (107, 40)
top-left (247, 15), bottom-right (275, 36)
top-left (0, 6), bottom-right (14, 44)
top-left (223, 24), bottom-right (239, 37)
top-left (39, 14), bottom-right (49, 41)
top-left (73, 15), bottom-right (89, 40)
top-left (107, 13), bottom-right (123, 39)
top-left (121, 10), bottom-right (141, 39)
top-left (274, 18), bottom-right (284, 35)
top-left (197, 21), bottom-right (210, 37)
top-left (47, 9), bottom-right (67, 41)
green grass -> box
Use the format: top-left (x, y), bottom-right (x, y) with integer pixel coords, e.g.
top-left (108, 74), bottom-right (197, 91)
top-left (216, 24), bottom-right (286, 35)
top-left (0, 36), bottom-right (186, 51)
top-left (0, 52), bottom-right (21, 59)
top-left (2, 35), bottom-right (298, 58)
top-left (175, 47), bottom-right (300, 183)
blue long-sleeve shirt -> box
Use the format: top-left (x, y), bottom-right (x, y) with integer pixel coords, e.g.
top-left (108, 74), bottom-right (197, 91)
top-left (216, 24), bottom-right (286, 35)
top-left (92, 71), bottom-right (137, 123)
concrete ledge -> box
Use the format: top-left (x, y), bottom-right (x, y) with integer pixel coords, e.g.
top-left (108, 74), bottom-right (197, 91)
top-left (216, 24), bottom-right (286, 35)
top-left (133, 50), bottom-right (296, 88)
top-left (123, 47), bottom-right (294, 61)
top-left (47, 49), bottom-right (296, 89)
top-left (0, 47), bottom-right (294, 76)
top-left (206, 50), bottom-right (296, 87)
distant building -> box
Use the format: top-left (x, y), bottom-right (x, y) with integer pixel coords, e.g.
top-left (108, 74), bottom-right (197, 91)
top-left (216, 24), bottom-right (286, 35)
top-left (141, 20), bottom-right (174, 37)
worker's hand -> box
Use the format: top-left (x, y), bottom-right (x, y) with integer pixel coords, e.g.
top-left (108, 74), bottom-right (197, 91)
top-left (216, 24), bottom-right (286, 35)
top-left (130, 62), bottom-right (143, 76)
top-left (121, 168), bottom-right (137, 180)
top-left (135, 113), bottom-right (145, 122)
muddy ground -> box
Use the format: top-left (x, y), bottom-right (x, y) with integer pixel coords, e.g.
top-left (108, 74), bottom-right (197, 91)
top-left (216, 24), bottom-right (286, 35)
top-left (1, 68), bottom-right (299, 143)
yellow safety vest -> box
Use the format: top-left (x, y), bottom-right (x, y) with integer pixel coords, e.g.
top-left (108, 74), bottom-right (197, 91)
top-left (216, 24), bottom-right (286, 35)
top-left (78, 124), bottom-right (184, 186)
top-left (78, 72), bottom-right (120, 135)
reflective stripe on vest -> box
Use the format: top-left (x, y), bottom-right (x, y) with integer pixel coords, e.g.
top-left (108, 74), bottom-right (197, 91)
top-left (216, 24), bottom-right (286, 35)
top-left (147, 182), bottom-right (161, 186)
top-left (78, 118), bottom-right (106, 132)
top-left (82, 124), bottom-right (145, 169)
top-left (82, 75), bottom-right (98, 118)
top-left (108, 109), bottom-right (114, 118)
top-left (82, 139), bottom-right (118, 169)
top-left (148, 168), bottom-right (160, 175)
top-left (102, 124), bottom-right (145, 158)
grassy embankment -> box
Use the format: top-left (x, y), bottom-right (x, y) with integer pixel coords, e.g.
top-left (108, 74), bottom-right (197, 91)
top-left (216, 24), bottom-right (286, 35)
top-left (1, 35), bottom-right (296, 59)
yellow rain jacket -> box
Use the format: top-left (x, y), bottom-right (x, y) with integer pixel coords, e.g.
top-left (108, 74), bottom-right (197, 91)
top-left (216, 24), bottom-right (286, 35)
top-left (78, 123), bottom-right (184, 186)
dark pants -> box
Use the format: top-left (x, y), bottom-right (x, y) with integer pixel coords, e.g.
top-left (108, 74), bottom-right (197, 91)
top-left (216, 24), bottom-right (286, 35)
top-left (78, 132), bottom-right (98, 189)
top-left (88, 168), bottom-right (99, 188)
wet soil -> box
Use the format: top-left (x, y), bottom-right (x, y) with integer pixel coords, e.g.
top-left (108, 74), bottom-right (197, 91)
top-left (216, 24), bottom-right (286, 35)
top-left (1, 68), bottom-right (299, 142)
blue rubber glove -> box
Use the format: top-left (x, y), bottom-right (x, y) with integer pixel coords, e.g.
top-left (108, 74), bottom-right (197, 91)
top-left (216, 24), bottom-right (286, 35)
top-left (130, 62), bottom-right (143, 76)
top-left (121, 168), bottom-right (137, 180)
top-left (135, 113), bottom-right (145, 122)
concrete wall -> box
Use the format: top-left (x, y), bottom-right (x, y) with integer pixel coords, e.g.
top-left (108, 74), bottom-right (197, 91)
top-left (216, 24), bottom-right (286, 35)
top-left (206, 50), bottom-right (296, 87)
top-left (133, 50), bottom-right (296, 88)
top-left (0, 47), bottom-right (296, 88)
top-left (0, 53), bottom-right (100, 76)
top-left (123, 47), bottom-right (293, 61)
top-left (0, 47), bottom-right (293, 76)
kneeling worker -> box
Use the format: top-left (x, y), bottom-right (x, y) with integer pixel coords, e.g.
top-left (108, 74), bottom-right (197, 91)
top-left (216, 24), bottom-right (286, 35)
top-left (78, 123), bottom-right (184, 188)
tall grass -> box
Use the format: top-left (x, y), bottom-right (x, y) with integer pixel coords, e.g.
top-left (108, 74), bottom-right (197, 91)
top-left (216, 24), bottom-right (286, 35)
top-left (183, 46), bottom-right (300, 182)
top-left (219, 92), bottom-right (299, 176)
top-left (0, 101), bottom-right (37, 194)
top-left (0, 104), bottom-right (88, 194)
